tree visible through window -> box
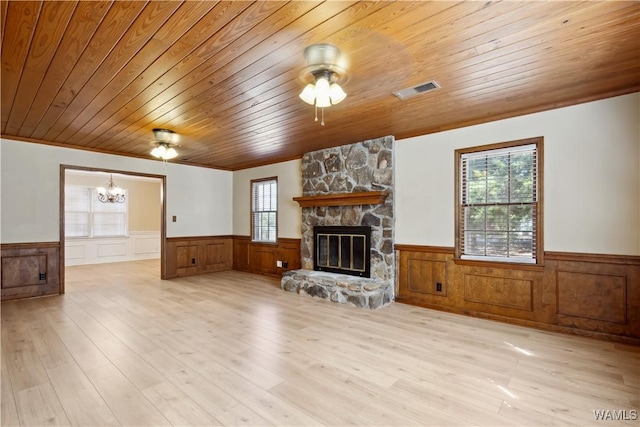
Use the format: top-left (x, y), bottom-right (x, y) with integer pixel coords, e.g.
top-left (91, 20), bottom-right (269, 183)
top-left (456, 138), bottom-right (542, 264)
top-left (251, 178), bottom-right (277, 243)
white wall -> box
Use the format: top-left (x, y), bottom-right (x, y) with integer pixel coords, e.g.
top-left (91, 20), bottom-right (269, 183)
top-left (0, 139), bottom-right (233, 243)
top-left (232, 159), bottom-right (302, 238)
top-left (396, 93), bottom-right (640, 255)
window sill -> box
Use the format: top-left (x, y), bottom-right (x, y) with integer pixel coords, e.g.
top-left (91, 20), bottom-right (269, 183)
top-left (251, 240), bottom-right (278, 246)
top-left (453, 257), bottom-right (544, 271)
top-left (66, 236), bottom-right (130, 240)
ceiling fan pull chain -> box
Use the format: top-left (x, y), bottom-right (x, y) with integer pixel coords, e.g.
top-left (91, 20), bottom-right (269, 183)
top-left (321, 107), bottom-right (325, 126)
top-left (314, 104), bottom-right (318, 122)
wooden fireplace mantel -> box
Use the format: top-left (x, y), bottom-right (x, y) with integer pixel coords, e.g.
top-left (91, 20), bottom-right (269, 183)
top-left (293, 191), bottom-right (389, 208)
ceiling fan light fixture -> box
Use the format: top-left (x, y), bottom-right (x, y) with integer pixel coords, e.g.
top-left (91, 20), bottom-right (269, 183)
top-left (151, 145), bottom-right (165, 158)
top-left (298, 43), bottom-right (348, 125)
top-left (150, 143), bottom-right (179, 160)
top-left (329, 83), bottom-right (346, 104)
top-left (299, 83), bottom-right (316, 105)
top-left (164, 147), bottom-right (178, 160)
top-left (150, 128), bottom-right (179, 160)
top-left (314, 77), bottom-right (332, 108)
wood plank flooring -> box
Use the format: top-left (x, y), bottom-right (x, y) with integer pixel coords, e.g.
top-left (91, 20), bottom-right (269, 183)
top-left (2, 259), bottom-right (638, 426)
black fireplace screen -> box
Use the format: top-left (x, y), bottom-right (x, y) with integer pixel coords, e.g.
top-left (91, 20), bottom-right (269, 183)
top-left (314, 226), bottom-right (371, 278)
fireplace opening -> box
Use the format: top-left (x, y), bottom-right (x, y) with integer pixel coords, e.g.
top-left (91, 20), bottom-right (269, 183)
top-left (314, 226), bottom-right (371, 277)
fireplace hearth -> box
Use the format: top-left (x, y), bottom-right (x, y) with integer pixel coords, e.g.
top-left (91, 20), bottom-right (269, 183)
top-left (314, 226), bottom-right (371, 278)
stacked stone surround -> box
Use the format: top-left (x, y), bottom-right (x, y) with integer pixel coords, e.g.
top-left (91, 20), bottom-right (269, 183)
top-left (281, 135), bottom-right (395, 309)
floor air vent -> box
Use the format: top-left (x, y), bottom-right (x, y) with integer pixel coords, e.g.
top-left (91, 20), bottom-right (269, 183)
top-left (393, 80), bottom-right (440, 100)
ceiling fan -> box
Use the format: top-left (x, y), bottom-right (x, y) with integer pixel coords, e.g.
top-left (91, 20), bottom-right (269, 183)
top-left (150, 128), bottom-right (179, 160)
top-left (298, 43), bottom-right (349, 126)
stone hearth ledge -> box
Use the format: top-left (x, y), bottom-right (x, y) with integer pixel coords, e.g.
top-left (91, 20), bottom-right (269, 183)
top-left (281, 269), bottom-right (393, 309)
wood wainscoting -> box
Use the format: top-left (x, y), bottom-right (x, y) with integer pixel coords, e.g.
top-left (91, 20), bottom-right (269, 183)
top-left (164, 236), bottom-right (233, 279)
top-left (233, 236), bottom-right (301, 278)
top-left (165, 235), bottom-right (300, 279)
top-left (1, 242), bottom-right (61, 301)
top-left (396, 245), bottom-right (640, 343)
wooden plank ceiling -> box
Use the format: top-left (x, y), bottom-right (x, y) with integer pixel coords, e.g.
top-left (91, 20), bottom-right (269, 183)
top-left (2, 1), bottom-right (639, 170)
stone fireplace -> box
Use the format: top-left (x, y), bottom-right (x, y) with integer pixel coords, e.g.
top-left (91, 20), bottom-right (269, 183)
top-left (281, 136), bottom-right (394, 309)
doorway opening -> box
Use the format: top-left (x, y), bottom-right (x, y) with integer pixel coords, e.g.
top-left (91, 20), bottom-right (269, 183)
top-left (60, 165), bottom-right (167, 293)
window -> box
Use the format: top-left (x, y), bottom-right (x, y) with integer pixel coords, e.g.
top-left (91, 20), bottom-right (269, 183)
top-left (65, 186), bottom-right (127, 238)
top-left (251, 178), bottom-right (277, 243)
top-left (65, 187), bottom-right (91, 237)
top-left (455, 138), bottom-right (542, 264)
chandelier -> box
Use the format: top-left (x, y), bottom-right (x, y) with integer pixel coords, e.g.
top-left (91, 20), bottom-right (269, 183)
top-left (299, 43), bottom-right (348, 125)
top-left (151, 128), bottom-right (178, 160)
top-left (96, 175), bottom-right (125, 203)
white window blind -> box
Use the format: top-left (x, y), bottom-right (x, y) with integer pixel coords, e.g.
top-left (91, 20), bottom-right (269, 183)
top-left (64, 186), bottom-right (127, 238)
top-left (92, 191), bottom-right (127, 237)
top-left (459, 143), bottom-right (538, 262)
top-left (252, 179), bottom-right (277, 242)
top-left (65, 187), bottom-right (91, 237)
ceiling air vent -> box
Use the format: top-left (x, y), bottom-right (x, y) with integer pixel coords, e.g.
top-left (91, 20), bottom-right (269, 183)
top-left (393, 80), bottom-right (440, 100)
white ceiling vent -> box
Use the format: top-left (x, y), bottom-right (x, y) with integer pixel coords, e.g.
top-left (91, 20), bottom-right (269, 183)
top-left (393, 80), bottom-right (440, 100)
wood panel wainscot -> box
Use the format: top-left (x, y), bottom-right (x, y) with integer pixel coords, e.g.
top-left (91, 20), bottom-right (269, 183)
top-left (232, 236), bottom-right (301, 278)
top-left (164, 236), bottom-right (233, 279)
top-left (395, 245), bottom-right (640, 343)
top-left (1, 242), bottom-right (61, 301)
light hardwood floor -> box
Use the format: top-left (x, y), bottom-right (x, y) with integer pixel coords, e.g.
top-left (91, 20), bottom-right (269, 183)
top-left (2, 259), bottom-right (638, 426)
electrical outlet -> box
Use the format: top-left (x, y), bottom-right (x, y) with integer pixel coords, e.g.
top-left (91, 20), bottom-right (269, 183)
top-left (276, 260), bottom-right (283, 268)
top-left (436, 282), bottom-right (442, 292)
top-left (282, 261), bottom-right (288, 268)
top-left (39, 273), bottom-right (46, 281)
top-left (191, 258), bottom-right (196, 265)
top-left (172, 215), bottom-right (177, 222)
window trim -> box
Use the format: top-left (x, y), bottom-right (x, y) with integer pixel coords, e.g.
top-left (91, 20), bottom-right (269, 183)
top-left (250, 177), bottom-right (278, 244)
top-left (454, 137), bottom-right (544, 266)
